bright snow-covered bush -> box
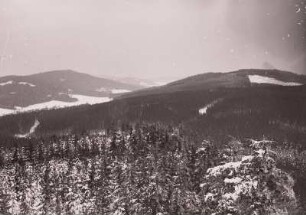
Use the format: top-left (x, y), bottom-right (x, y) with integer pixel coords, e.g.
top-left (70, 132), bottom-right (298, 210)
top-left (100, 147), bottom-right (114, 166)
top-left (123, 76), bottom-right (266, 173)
top-left (201, 140), bottom-right (297, 215)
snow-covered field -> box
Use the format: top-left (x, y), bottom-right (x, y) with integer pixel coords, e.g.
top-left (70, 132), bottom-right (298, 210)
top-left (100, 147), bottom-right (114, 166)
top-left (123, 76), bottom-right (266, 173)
top-left (248, 75), bottom-right (302, 86)
top-left (0, 94), bottom-right (112, 117)
top-left (0, 108), bottom-right (16, 116)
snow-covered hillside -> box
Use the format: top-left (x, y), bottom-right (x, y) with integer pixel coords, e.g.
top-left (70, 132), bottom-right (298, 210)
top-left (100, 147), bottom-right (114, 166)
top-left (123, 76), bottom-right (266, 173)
top-left (0, 107), bottom-right (16, 116)
top-left (248, 75), bottom-right (302, 86)
top-left (0, 70), bottom-right (142, 110)
top-left (0, 94), bottom-right (112, 117)
top-left (0, 80), bottom-right (13, 86)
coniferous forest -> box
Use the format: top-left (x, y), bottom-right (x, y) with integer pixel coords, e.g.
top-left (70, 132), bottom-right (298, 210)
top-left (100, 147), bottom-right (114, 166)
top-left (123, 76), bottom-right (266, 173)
top-left (0, 124), bottom-right (305, 215)
top-left (1, 0), bottom-right (305, 213)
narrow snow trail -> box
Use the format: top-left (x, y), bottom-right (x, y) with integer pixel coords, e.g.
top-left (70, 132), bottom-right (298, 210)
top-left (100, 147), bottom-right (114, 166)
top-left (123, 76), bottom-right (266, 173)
top-left (15, 119), bottom-right (40, 138)
top-left (18, 82), bottom-right (36, 87)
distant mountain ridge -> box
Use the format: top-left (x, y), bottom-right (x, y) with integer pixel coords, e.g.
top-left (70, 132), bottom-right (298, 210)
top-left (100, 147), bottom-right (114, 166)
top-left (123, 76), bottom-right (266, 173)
top-left (119, 69), bottom-right (306, 98)
top-left (0, 70), bottom-right (142, 111)
top-left (0, 68), bottom-right (305, 137)
top-left (0, 70), bottom-right (194, 116)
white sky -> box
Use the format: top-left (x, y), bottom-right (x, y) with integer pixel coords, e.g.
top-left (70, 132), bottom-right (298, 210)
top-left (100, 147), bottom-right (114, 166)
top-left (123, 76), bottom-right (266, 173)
top-left (0, 0), bottom-right (305, 79)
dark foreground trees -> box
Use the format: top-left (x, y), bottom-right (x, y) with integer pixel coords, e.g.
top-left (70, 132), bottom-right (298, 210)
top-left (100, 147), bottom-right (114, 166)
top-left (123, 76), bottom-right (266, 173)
top-left (0, 125), bottom-right (303, 214)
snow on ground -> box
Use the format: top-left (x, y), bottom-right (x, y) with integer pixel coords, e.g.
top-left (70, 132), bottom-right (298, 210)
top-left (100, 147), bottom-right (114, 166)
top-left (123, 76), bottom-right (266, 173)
top-left (248, 75), bottom-right (302, 86)
top-left (141, 81), bottom-right (169, 87)
top-left (0, 80), bottom-right (13, 86)
top-left (69, 94), bottom-right (112, 105)
top-left (154, 81), bottom-right (168, 86)
top-left (111, 89), bottom-right (131, 94)
top-left (15, 119), bottom-right (40, 138)
top-left (207, 161), bottom-right (242, 177)
top-left (241, 155), bottom-right (254, 162)
top-left (199, 99), bottom-right (222, 115)
top-left (139, 82), bottom-right (156, 87)
top-left (18, 82), bottom-right (36, 87)
top-left (19, 95), bottom-right (112, 111)
top-left (95, 87), bottom-right (107, 92)
top-left (255, 149), bottom-right (266, 157)
top-left (0, 108), bottom-right (15, 116)
top-left (199, 106), bottom-right (209, 115)
top-left (0, 94), bottom-right (112, 117)
top-left (224, 177), bottom-right (242, 184)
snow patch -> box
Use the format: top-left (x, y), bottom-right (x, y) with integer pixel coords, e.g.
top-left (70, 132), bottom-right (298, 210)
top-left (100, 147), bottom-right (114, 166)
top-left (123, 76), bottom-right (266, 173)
top-left (204, 192), bottom-right (215, 201)
top-left (248, 75), bottom-right (302, 86)
top-left (255, 149), bottom-right (266, 157)
top-left (96, 87), bottom-right (107, 92)
top-left (139, 82), bottom-right (156, 87)
top-left (241, 155), bottom-right (254, 162)
top-left (196, 147), bottom-right (206, 153)
top-left (207, 161), bottom-right (242, 177)
top-left (153, 81), bottom-right (168, 86)
top-left (15, 119), bottom-right (40, 138)
top-left (18, 82), bottom-right (36, 87)
top-left (199, 106), bottom-right (209, 115)
top-left (0, 94), bottom-right (112, 117)
top-left (224, 177), bottom-right (242, 184)
top-left (223, 179), bottom-right (258, 201)
top-left (139, 81), bottom-right (167, 87)
top-left (0, 80), bottom-right (13, 86)
top-left (111, 89), bottom-right (131, 94)
top-left (0, 108), bottom-right (15, 116)
top-left (69, 94), bottom-right (112, 105)
top-left (199, 99), bottom-right (222, 115)
top-left (19, 95), bottom-right (112, 111)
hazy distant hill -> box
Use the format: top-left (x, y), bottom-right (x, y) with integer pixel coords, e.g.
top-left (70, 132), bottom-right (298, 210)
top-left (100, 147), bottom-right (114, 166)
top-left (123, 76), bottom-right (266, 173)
top-left (0, 70), bottom-right (142, 113)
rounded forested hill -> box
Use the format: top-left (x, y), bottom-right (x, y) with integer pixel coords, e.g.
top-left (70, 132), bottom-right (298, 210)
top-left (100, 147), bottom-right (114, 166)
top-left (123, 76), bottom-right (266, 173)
top-left (0, 69), bottom-right (305, 150)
